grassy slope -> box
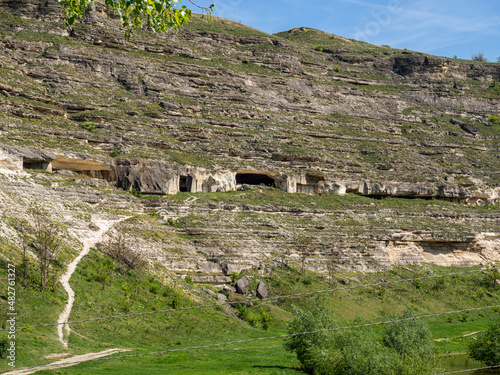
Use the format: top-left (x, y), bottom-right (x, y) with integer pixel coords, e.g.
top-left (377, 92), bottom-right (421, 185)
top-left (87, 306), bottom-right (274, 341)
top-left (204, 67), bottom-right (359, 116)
top-left (1, 248), bottom-right (499, 373)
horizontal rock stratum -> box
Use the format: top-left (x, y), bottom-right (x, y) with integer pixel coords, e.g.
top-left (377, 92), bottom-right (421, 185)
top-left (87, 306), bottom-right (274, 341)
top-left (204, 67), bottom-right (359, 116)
top-left (0, 0), bottom-right (499, 276)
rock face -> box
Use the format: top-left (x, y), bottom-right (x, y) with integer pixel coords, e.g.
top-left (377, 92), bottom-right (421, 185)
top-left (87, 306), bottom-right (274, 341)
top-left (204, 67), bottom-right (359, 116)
top-left (0, 1), bottom-right (499, 283)
top-left (0, 0), bottom-right (63, 21)
top-left (0, 1), bottom-right (498, 205)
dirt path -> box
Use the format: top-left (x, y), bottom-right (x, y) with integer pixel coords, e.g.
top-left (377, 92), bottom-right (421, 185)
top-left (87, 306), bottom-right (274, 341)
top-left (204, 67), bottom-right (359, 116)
top-left (2, 348), bottom-right (130, 375)
top-left (57, 218), bottom-right (125, 347)
top-left (434, 331), bottom-right (481, 342)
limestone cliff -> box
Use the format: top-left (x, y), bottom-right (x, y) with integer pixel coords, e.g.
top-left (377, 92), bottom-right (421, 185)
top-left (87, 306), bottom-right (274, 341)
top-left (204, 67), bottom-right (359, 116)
top-left (0, 1), bottom-right (499, 278)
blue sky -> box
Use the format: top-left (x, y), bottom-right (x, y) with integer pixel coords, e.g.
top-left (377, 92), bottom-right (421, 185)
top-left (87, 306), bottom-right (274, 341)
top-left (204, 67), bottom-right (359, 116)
top-left (210, 0), bottom-right (500, 62)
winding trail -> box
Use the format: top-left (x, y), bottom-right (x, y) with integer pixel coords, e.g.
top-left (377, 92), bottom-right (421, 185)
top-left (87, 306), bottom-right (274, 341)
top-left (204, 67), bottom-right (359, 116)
top-left (2, 349), bottom-right (130, 375)
top-left (3, 218), bottom-right (130, 374)
top-left (57, 218), bottom-right (125, 347)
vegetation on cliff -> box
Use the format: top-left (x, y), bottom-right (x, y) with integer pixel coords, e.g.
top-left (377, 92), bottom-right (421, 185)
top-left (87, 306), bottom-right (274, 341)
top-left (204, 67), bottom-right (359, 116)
top-left (0, 1), bottom-right (499, 373)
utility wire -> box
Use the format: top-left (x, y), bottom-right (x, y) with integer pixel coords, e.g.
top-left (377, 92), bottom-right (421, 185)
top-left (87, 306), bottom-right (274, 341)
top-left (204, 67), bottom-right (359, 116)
top-left (3, 304), bottom-right (500, 374)
top-left (3, 267), bottom-right (499, 332)
top-left (435, 364), bottom-right (500, 374)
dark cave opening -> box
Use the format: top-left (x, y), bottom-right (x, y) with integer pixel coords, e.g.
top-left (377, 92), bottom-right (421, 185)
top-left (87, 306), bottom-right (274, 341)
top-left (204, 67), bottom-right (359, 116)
top-left (236, 173), bottom-right (276, 187)
top-left (179, 175), bottom-right (193, 192)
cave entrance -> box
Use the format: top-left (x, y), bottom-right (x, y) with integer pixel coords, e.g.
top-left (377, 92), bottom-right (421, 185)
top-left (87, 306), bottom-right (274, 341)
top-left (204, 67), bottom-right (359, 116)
top-left (236, 173), bottom-right (276, 187)
top-left (50, 155), bottom-right (114, 182)
top-left (22, 158), bottom-right (51, 171)
top-left (179, 175), bottom-right (193, 192)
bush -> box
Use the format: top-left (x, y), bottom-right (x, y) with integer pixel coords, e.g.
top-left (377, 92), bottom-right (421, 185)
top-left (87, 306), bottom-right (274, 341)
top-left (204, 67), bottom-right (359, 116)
top-left (285, 304), bottom-right (438, 375)
top-left (101, 225), bottom-right (145, 272)
top-left (131, 188), bottom-right (142, 198)
top-left (230, 272), bottom-right (241, 283)
top-left (487, 115), bottom-right (499, 125)
top-left (284, 304), bottom-right (336, 373)
top-left (383, 308), bottom-right (434, 358)
top-left (83, 121), bottom-right (96, 133)
top-left (472, 52), bottom-right (488, 62)
top-left (468, 314), bottom-right (500, 365)
top-left (0, 339), bottom-right (8, 358)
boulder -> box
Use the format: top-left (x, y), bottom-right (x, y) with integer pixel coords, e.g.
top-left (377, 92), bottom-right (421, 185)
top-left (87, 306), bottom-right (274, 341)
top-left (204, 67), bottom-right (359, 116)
top-left (256, 281), bottom-right (268, 299)
top-left (217, 293), bottom-right (227, 304)
top-left (450, 119), bottom-right (478, 136)
top-left (235, 276), bottom-right (249, 295)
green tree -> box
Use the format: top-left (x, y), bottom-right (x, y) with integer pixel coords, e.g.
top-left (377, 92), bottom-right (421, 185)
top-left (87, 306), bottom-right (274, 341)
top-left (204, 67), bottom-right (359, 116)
top-left (27, 204), bottom-right (63, 291)
top-left (284, 304), bottom-right (437, 375)
top-left (383, 308), bottom-right (434, 358)
top-left (59, 0), bottom-right (213, 35)
top-left (484, 262), bottom-right (500, 288)
top-left (284, 303), bottom-right (337, 373)
top-left (468, 314), bottom-right (500, 366)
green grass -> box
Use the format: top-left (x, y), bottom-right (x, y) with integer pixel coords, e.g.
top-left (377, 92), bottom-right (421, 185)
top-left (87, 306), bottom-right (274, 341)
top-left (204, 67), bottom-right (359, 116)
top-left (2, 245), bottom-right (500, 374)
top-left (33, 345), bottom-right (301, 374)
top-left (183, 14), bottom-right (271, 38)
top-left (273, 27), bottom-right (411, 57)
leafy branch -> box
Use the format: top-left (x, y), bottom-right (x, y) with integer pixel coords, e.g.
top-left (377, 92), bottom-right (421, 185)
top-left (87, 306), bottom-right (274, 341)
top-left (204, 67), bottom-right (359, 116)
top-left (58, 0), bottom-right (214, 35)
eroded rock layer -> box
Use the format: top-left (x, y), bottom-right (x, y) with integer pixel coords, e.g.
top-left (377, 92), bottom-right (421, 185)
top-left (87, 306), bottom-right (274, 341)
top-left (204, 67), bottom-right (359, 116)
top-left (0, 1), bottom-right (499, 278)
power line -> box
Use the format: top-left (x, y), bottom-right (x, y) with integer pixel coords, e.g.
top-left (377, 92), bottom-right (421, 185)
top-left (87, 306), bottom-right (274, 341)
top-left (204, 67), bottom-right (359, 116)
top-left (435, 365), bottom-right (500, 374)
top-left (3, 304), bottom-right (500, 374)
top-left (3, 267), bottom-right (498, 332)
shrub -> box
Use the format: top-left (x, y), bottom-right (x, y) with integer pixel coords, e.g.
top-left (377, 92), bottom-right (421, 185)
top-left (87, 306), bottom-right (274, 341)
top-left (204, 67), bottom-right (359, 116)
top-left (487, 115), bottom-right (499, 125)
top-left (0, 339), bottom-right (8, 358)
top-left (101, 225), bottom-right (145, 272)
top-left (285, 304), bottom-right (438, 375)
top-left (131, 188), bottom-right (142, 198)
top-left (383, 308), bottom-right (434, 358)
top-left (472, 52), bottom-right (488, 62)
top-left (315, 45), bottom-right (323, 52)
top-left (468, 313), bottom-right (500, 365)
top-left (230, 272), bottom-right (241, 283)
top-left (83, 121), bottom-right (96, 133)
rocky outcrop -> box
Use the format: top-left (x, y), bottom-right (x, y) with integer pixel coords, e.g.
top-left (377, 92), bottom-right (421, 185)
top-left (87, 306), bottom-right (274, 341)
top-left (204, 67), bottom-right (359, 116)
top-left (393, 55), bottom-right (450, 78)
top-left (0, 1), bottom-right (499, 286)
top-left (373, 232), bottom-right (500, 268)
top-left (0, 0), bottom-right (63, 21)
